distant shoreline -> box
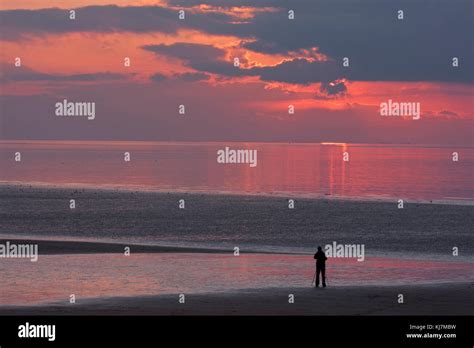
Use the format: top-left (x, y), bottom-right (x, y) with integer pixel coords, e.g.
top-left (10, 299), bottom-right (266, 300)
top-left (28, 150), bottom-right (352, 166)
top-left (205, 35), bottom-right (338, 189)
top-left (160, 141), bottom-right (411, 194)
top-left (1, 181), bottom-right (473, 206)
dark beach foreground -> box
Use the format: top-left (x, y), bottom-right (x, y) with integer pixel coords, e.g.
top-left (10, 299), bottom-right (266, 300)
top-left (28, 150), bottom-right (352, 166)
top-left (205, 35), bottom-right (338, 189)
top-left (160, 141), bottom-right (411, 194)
top-left (1, 183), bottom-right (473, 316)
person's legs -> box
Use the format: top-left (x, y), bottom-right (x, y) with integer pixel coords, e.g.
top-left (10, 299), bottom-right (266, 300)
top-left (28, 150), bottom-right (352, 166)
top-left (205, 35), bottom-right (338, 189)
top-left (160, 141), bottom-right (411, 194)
top-left (322, 267), bottom-right (326, 287)
top-left (316, 267), bottom-right (321, 287)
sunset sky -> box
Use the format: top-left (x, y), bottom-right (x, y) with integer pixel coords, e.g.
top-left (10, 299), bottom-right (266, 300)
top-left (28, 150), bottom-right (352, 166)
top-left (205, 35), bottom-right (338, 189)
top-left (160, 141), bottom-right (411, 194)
top-left (0, 0), bottom-right (473, 145)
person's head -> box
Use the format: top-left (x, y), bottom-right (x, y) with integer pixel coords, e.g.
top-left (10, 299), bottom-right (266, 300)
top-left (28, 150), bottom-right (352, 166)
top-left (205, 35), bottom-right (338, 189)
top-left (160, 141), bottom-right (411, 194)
top-left (317, 246), bottom-right (322, 251)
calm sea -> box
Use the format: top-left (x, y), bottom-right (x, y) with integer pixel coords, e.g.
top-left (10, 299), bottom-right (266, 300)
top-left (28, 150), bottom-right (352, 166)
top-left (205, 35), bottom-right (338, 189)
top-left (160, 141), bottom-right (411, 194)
top-left (1, 140), bottom-right (473, 202)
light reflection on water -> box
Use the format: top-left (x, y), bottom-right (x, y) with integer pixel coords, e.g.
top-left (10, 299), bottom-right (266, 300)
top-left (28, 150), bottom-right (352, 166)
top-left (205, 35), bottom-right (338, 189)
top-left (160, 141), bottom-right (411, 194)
top-left (1, 141), bottom-right (473, 202)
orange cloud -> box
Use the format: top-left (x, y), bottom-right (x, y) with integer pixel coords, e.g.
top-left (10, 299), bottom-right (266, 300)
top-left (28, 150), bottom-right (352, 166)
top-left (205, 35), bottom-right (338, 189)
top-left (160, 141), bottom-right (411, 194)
top-left (0, 0), bottom-right (168, 10)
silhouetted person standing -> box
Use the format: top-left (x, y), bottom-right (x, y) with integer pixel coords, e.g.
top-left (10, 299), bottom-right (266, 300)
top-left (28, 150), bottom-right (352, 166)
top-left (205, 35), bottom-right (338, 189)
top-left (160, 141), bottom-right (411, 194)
top-left (314, 246), bottom-right (327, 287)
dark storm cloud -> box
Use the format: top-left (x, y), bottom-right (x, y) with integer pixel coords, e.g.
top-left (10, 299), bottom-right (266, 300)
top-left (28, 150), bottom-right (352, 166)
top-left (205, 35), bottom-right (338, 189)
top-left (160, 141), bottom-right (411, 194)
top-left (1, 1), bottom-right (473, 83)
top-left (241, 0), bottom-right (474, 83)
top-left (150, 0), bottom-right (473, 84)
top-left (143, 43), bottom-right (225, 62)
top-left (0, 5), bottom-right (250, 40)
top-left (149, 71), bottom-right (211, 83)
top-left (143, 43), bottom-right (248, 77)
top-left (250, 59), bottom-right (340, 84)
top-left (0, 6), bottom-right (176, 39)
top-left (142, 39), bottom-right (472, 85)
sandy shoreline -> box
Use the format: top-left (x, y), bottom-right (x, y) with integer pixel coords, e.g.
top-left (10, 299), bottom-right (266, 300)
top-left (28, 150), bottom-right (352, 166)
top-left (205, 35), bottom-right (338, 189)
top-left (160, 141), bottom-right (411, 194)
top-left (1, 181), bottom-right (473, 206)
top-left (1, 282), bottom-right (473, 316)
